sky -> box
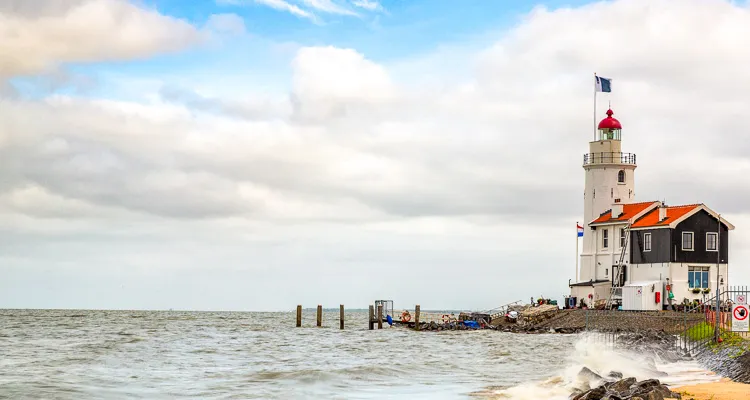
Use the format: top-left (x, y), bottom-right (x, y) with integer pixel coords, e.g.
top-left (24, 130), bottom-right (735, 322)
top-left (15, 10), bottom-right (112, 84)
top-left (2, 0), bottom-right (750, 311)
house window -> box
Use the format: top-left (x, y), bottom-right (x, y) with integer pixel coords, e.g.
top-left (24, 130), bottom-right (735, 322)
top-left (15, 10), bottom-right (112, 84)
top-left (617, 170), bottom-right (625, 183)
top-left (605, 268), bottom-right (609, 276)
top-left (644, 233), bottom-right (652, 252)
top-left (602, 229), bottom-right (609, 248)
top-left (688, 266), bottom-right (710, 289)
top-left (682, 232), bottom-right (694, 251)
top-left (706, 232), bottom-right (718, 252)
top-left (620, 228), bottom-right (626, 248)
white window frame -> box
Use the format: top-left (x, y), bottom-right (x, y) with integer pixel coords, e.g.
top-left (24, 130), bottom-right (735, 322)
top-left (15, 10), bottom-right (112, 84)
top-left (688, 266), bottom-right (710, 289)
top-left (682, 232), bottom-right (694, 251)
top-left (706, 232), bottom-right (718, 252)
top-left (644, 232), bottom-right (652, 252)
top-left (602, 228), bottom-right (609, 249)
top-left (619, 228), bottom-right (626, 249)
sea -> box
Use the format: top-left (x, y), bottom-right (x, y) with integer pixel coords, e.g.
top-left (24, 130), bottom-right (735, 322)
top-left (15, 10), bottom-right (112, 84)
top-left (0, 309), bottom-right (721, 399)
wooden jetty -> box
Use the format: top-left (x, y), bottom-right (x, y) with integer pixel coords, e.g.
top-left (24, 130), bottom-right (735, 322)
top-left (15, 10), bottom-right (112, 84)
top-left (294, 299), bottom-right (520, 330)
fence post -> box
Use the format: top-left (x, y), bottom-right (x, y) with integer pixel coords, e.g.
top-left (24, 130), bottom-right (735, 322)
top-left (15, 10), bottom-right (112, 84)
top-left (340, 304), bottom-right (345, 330)
top-left (368, 305), bottom-right (374, 330)
top-left (377, 305), bottom-right (383, 329)
top-left (585, 309), bottom-right (589, 331)
top-left (415, 305), bottom-right (421, 331)
top-left (715, 289), bottom-right (721, 343)
top-left (317, 305), bottom-right (322, 327)
top-left (296, 305), bottom-right (302, 327)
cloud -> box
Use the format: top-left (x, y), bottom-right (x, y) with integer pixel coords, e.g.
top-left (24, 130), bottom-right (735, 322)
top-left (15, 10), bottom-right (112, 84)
top-left (300, 0), bottom-right (358, 16)
top-left (205, 13), bottom-right (248, 35)
top-left (218, 0), bottom-right (365, 21)
top-left (351, 0), bottom-right (381, 11)
top-left (218, 0), bottom-right (316, 20)
top-left (3, 0), bottom-right (750, 309)
top-left (0, 0), bottom-right (203, 79)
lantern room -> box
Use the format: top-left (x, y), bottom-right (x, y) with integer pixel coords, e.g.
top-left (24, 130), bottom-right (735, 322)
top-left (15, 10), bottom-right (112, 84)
top-left (597, 109), bottom-right (622, 141)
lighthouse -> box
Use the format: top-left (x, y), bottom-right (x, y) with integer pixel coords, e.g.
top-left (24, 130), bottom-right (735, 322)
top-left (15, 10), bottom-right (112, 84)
top-left (579, 109), bottom-right (637, 283)
top-left (569, 107), bottom-right (735, 310)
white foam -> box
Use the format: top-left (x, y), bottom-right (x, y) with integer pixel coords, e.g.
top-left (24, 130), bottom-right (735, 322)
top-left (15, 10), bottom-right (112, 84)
top-left (491, 334), bottom-right (720, 399)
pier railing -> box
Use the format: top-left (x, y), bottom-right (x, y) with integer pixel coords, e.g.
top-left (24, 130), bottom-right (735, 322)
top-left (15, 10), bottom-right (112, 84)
top-left (484, 300), bottom-right (524, 321)
top-left (583, 152), bottom-right (636, 165)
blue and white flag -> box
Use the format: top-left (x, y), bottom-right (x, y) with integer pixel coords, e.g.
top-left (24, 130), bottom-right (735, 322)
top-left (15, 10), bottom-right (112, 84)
top-left (577, 224), bottom-right (584, 237)
top-left (595, 76), bottom-right (612, 93)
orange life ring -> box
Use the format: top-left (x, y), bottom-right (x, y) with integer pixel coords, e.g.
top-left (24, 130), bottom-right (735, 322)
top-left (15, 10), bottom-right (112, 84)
top-left (401, 311), bottom-right (411, 322)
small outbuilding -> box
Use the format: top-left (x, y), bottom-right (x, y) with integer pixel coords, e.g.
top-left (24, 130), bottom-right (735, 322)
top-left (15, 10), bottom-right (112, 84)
top-left (621, 281), bottom-right (662, 311)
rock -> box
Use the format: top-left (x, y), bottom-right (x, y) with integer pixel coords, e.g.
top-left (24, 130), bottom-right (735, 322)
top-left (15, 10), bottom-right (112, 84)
top-left (577, 367), bottom-right (603, 382)
top-left (605, 377), bottom-right (636, 393)
top-left (606, 371), bottom-right (624, 379)
top-left (630, 379), bottom-right (661, 392)
top-left (572, 386), bottom-right (606, 400)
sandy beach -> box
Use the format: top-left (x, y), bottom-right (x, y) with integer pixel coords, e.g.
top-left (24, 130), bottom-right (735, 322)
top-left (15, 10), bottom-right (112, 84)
top-left (675, 379), bottom-right (750, 400)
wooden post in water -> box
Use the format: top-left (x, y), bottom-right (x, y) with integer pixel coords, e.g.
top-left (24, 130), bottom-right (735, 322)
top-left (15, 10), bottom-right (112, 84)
top-left (340, 304), bottom-right (344, 330)
top-left (368, 305), bottom-right (374, 330)
top-left (296, 305), bottom-right (302, 327)
top-left (377, 304), bottom-right (383, 329)
top-left (415, 305), bottom-right (421, 331)
top-left (317, 305), bottom-right (322, 327)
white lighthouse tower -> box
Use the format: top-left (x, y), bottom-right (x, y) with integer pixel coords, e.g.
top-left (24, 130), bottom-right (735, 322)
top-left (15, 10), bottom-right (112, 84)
top-left (572, 109), bottom-right (637, 304)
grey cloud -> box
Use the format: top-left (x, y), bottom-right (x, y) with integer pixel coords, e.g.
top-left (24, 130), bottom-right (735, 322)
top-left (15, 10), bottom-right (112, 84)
top-left (3, 0), bottom-right (750, 310)
top-left (159, 85), bottom-right (289, 120)
top-left (0, 0), bottom-right (203, 78)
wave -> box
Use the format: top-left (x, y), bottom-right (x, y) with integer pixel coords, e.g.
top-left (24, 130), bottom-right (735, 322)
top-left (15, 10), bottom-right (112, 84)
top-left (487, 333), bottom-right (720, 400)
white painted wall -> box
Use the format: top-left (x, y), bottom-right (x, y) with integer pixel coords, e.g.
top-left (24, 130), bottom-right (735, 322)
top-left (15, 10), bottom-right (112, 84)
top-left (668, 262), bottom-right (728, 305)
top-left (629, 262), bottom-right (670, 283)
top-left (578, 222), bottom-right (631, 283)
top-left (579, 137), bottom-right (636, 287)
top-left (570, 283), bottom-right (612, 308)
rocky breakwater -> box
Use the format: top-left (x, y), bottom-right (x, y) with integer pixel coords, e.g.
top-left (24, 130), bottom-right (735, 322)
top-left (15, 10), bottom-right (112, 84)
top-left (413, 321), bottom-right (583, 333)
top-left (693, 343), bottom-right (750, 383)
top-left (573, 368), bottom-right (682, 400)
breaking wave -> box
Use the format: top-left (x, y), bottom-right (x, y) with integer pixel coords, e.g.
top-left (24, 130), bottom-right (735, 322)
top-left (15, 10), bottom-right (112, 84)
top-left (490, 333), bottom-right (720, 399)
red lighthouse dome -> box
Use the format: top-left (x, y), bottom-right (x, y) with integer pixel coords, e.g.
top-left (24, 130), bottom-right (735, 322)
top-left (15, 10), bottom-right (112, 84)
top-left (598, 109), bottom-right (622, 130)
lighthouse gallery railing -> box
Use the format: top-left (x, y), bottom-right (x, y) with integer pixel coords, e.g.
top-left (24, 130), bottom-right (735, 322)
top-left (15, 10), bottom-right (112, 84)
top-left (583, 152), bottom-right (637, 165)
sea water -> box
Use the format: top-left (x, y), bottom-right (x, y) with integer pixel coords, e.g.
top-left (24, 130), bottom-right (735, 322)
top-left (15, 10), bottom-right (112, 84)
top-left (0, 309), bottom-right (719, 399)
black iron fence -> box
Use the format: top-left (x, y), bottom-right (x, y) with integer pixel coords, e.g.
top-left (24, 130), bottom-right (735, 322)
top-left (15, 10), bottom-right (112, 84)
top-left (582, 286), bottom-right (750, 355)
top-left (582, 152), bottom-right (637, 165)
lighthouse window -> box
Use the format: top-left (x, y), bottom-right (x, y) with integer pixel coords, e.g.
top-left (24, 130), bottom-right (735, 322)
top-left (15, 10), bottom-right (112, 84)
top-left (618, 170), bottom-right (625, 183)
top-left (682, 232), bottom-right (694, 251)
top-left (602, 229), bottom-right (609, 248)
top-left (644, 233), bottom-right (652, 252)
top-left (619, 228), bottom-right (627, 248)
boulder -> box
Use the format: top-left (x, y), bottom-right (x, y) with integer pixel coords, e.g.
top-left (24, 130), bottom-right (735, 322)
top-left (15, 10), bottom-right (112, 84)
top-left (606, 371), bottom-right (624, 380)
top-left (577, 367), bottom-right (603, 382)
top-left (604, 377), bottom-right (636, 393)
top-left (572, 386), bottom-right (606, 400)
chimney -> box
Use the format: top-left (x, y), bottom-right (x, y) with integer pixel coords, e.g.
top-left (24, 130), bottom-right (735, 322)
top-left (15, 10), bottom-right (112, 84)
top-left (659, 205), bottom-right (668, 221)
top-left (611, 203), bottom-right (623, 218)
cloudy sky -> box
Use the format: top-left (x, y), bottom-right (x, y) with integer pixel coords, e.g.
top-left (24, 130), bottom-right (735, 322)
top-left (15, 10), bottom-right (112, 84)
top-left (1, 0), bottom-right (749, 311)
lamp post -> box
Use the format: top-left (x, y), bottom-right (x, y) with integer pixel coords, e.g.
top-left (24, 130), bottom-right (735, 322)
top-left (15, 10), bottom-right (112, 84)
top-left (715, 214), bottom-right (721, 343)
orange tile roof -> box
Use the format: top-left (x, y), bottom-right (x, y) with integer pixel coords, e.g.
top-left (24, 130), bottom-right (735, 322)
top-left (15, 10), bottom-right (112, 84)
top-left (591, 201), bottom-right (658, 224)
top-left (631, 204), bottom-right (701, 228)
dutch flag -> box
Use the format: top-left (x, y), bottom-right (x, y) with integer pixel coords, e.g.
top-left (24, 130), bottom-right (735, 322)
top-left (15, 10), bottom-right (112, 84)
top-left (577, 224), bottom-right (584, 237)
top-left (595, 76), bottom-right (612, 93)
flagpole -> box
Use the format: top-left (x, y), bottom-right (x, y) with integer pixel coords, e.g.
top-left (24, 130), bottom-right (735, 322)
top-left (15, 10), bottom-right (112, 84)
top-left (575, 221), bottom-right (578, 282)
top-left (593, 72), bottom-right (597, 141)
